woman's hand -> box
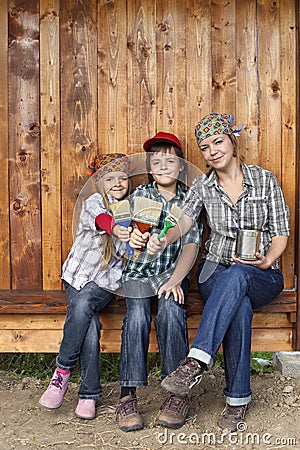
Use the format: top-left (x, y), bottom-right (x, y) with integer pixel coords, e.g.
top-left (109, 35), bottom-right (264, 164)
top-left (158, 282), bottom-right (185, 304)
top-left (232, 235), bottom-right (288, 270)
top-left (113, 225), bottom-right (132, 242)
top-left (129, 228), bottom-right (151, 249)
top-left (147, 233), bottom-right (166, 255)
top-left (232, 252), bottom-right (272, 270)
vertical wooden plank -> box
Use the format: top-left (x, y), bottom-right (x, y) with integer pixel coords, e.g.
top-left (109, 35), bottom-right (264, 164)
top-left (279, 0), bottom-right (297, 290)
top-left (98, 0), bottom-right (128, 154)
top-left (60, 0), bottom-right (98, 262)
top-left (236, 0), bottom-right (259, 164)
top-left (40, 0), bottom-right (62, 289)
top-left (0, 1), bottom-right (10, 289)
top-left (186, 0), bottom-right (212, 171)
top-left (297, 0), bottom-right (300, 351)
top-left (8, 0), bottom-right (41, 289)
top-left (127, 0), bottom-right (156, 153)
top-left (211, 0), bottom-right (236, 114)
top-left (156, 0), bottom-right (187, 146)
top-left (257, 0), bottom-right (281, 174)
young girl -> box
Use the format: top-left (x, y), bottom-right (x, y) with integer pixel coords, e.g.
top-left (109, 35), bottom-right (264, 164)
top-left (147, 113), bottom-right (290, 431)
top-left (116, 133), bottom-right (202, 431)
top-left (39, 153), bottom-right (132, 420)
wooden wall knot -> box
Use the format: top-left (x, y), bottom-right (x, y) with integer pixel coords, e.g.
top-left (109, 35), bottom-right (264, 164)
top-left (12, 196), bottom-right (27, 214)
top-left (28, 122), bottom-right (40, 138)
top-left (271, 80), bottom-right (280, 98)
top-left (158, 22), bottom-right (169, 32)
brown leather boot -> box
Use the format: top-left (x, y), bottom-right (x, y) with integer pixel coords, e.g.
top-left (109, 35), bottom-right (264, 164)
top-left (157, 394), bottom-right (189, 429)
top-left (115, 394), bottom-right (144, 432)
top-left (217, 404), bottom-right (247, 432)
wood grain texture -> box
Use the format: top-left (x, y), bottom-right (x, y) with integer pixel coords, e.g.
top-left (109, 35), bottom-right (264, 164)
top-left (257, 0), bottom-right (281, 173)
top-left (8, 0), bottom-right (42, 289)
top-left (60, 0), bottom-right (98, 262)
top-left (186, 0), bottom-right (212, 172)
top-left (40, 0), bottom-right (62, 289)
top-left (98, 0), bottom-right (128, 154)
top-left (211, 0), bottom-right (236, 113)
top-left (236, 0), bottom-right (259, 164)
top-left (156, 0), bottom-right (186, 140)
top-left (279, 0), bottom-right (297, 290)
top-left (127, 0), bottom-right (156, 152)
top-left (0, 0), bottom-right (298, 349)
top-left (0, 0), bottom-right (10, 289)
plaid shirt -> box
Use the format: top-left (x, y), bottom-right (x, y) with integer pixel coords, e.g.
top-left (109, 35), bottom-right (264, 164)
top-left (182, 164), bottom-right (290, 269)
top-left (62, 193), bottom-right (126, 291)
top-left (123, 182), bottom-right (202, 292)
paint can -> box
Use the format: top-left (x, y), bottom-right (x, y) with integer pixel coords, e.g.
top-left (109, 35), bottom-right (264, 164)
top-left (236, 229), bottom-right (261, 260)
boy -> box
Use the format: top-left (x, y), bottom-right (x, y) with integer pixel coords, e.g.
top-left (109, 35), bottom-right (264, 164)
top-left (116, 132), bottom-right (202, 431)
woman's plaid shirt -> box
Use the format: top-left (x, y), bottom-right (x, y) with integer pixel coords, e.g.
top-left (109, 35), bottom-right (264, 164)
top-left (182, 164), bottom-right (290, 269)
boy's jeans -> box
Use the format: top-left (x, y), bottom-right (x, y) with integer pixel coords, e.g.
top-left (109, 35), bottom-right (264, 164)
top-left (120, 278), bottom-right (190, 386)
top-left (57, 281), bottom-right (113, 399)
top-left (189, 262), bottom-right (284, 406)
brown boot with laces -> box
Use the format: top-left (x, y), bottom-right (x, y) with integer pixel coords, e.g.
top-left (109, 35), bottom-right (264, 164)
top-left (217, 404), bottom-right (247, 432)
top-left (161, 357), bottom-right (204, 396)
top-left (157, 394), bottom-right (189, 429)
top-left (116, 394), bottom-right (144, 432)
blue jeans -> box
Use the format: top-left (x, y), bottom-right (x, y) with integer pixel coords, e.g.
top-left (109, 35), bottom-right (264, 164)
top-left (57, 281), bottom-right (113, 399)
top-left (120, 278), bottom-right (190, 386)
top-left (189, 262), bottom-right (284, 406)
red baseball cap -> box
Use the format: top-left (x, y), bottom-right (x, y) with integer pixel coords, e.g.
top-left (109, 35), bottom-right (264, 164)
top-left (143, 131), bottom-right (182, 152)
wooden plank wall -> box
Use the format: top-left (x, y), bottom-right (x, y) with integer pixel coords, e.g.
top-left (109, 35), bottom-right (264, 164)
top-left (0, 1), bottom-right (297, 295)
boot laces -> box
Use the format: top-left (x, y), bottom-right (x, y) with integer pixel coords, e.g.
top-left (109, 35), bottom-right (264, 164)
top-left (116, 396), bottom-right (138, 417)
top-left (161, 395), bottom-right (186, 413)
top-left (179, 358), bottom-right (202, 376)
top-left (50, 372), bottom-right (63, 390)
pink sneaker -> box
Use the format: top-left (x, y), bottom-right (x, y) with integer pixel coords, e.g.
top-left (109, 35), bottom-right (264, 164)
top-left (75, 399), bottom-right (96, 419)
top-left (39, 369), bottom-right (69, 409)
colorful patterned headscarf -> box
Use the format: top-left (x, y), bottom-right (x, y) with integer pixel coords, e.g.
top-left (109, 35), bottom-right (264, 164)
top-left (86, 153), bottom-right (133, 179)
top-left (195, 113), bottom-right (243, 146)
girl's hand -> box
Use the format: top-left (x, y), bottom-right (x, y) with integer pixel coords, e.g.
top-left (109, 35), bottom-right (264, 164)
top-left (232, 252), bottom-right (272, 270)
top-left (158, 282), bottom-right (184, 304)
top-left (147, 233), bottom-right (166, 255)
top-left (129, 228), bottom-right (151, 249)
top-left (113, 225), bottom-right (132, 242)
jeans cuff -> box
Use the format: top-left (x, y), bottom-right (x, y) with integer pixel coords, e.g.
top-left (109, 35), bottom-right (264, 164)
top-left (188, 348), bottom-right (213, 368)
top-left (224, 394), bottom-right (252, 406)
top-left (120, 381), bottom-right (148, 387)
top-left (78, 393), bottom-right (102, 400)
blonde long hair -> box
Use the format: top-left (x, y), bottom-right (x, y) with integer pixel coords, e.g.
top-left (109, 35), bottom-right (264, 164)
top-left (96, 179), bottom-right (121, 271)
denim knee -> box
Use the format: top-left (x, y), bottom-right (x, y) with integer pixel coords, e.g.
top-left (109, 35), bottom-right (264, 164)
top-left (68, 294), bottom-right (97, 318)
top-left (125, 298), bottom-right (152, 330)
top-left (156, 295), bottom-right (186, 326)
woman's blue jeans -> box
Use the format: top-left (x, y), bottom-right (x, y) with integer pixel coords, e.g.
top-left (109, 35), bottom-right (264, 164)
top-left (120, 278), bottom-right (190, 386)
top-left (189, 262), bottom-right (284, 406)
top-left (57, 281), bottom-right (113, 399)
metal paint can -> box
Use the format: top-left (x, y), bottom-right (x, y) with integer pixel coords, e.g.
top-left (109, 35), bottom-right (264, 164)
top-left (236, 229), bottom-right (261, 260)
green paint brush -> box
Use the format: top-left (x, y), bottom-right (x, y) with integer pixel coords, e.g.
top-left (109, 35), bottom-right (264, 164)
top-left (158, 204), bottom-right (184, 240)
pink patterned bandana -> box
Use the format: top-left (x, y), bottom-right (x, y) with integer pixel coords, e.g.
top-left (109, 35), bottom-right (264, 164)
top-left (195, 113), bottom-right (243, 146)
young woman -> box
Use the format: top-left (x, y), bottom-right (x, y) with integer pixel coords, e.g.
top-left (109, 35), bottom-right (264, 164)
top-left (116, 132), bottom-right (201, 431)
top-left (39, 153), bottom-right (132, 420)
top-left (147, 113), bottom-right (290, 432)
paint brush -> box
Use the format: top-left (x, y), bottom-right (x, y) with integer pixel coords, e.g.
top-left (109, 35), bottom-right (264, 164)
top-left (132, 197), bottom-right (163, 260)
top-left (110, 199), bottom-right (133, 257)
top-left (158, 204), bottom-right (184, 240)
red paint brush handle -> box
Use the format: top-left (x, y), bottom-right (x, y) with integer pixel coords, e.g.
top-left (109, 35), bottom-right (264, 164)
top-left (133, 221), bottom-right (152, 260)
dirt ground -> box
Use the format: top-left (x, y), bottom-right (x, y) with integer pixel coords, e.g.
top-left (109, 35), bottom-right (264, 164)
top-left (1, 366), bottom-right (300, 450)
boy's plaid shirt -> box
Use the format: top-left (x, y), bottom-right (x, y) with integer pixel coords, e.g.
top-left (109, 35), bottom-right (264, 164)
top-left (123, 182), bottom-right (202, 293)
